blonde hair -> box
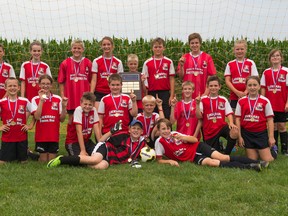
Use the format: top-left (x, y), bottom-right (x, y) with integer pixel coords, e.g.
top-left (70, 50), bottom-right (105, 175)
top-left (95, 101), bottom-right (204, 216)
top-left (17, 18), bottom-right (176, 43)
top-left (71, 39), bottom-right (85, 49)
top-left (182, 81), bottom-right (195, 89)
top-left (142, 95), bottom-right (156, 104)
top-left (127, 54), bottom-right (139, 63)
top-left (234, 39), bottom-right (247, 49)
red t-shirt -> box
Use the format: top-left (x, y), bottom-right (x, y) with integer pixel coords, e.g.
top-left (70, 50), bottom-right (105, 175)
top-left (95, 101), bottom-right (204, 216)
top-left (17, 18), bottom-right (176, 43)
top-left (0, 62), bottom-right (16, 98)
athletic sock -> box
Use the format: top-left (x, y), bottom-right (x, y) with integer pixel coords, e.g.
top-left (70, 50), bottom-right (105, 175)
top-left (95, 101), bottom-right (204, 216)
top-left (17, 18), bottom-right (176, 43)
top-left (230, 155), bottom-right (259, 164)
top-left (274, 130), bottom-right (279, 147)
top-left (224, 138), bottom-right (237, 155)
top-left (279, 131), bottom-right (287, 152)
top-left (60, 155), bottom-right (80, 166)
top-left (219, 161), bottom-right (247, 169)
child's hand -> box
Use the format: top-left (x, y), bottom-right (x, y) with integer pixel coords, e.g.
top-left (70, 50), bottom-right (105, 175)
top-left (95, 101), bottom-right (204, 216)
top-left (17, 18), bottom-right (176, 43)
top-left (179, 57), bottom-right (186, 66)
top-left (141, 74), bottom-right (147, 82)
top-left (38, 89), bottom-right (48, 101)
top-left (21, 124), bottom-right (30, 132)
top-left (170, 95), bottom-right (177, 107)
top-left (156, 94), bottom-right (163, 106)
top-left (0, 124), bottom-right (10, 132)
top-left (269, 137), bottom-right (276, 147)
top-left (238, 136), bottom-right (245, 148)
top-left (80, 150), bottom-right (88, 156)
top-left (130, 89), bottom-right (137, 102)
top-left (195, 93), bottom-right (201, 105)
top-left (169, 160), bottom-right (180, 167)
top-left (62, 97), bottom-right (68, 108)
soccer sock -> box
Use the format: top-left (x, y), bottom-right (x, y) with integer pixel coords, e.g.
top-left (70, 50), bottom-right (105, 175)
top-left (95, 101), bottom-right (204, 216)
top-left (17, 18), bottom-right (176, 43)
top-left (219, 161), bottom-right (248, 169)
top-left (230, 155), bottom-right (258, 164)
top-left (274, 130), bottom-right (279, 147)
top-left (224, 137), bottom-right (237, 155)
top-left (279, 131), bottom-right (287, 152)
top-left (60, 155), bottom-right (80, 166)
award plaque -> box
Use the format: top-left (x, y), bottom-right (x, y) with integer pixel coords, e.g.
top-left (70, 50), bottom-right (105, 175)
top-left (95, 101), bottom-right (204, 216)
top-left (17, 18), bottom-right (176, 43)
top-left (120, 72), bottom-right (142, 100)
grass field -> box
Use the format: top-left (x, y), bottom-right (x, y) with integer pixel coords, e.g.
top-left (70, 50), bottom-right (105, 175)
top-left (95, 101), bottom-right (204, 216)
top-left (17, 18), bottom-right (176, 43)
top-left (1, 123), bottom-right (288, 216)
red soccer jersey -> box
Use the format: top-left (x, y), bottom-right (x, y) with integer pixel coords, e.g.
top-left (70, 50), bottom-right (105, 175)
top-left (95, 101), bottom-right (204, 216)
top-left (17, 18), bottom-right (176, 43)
top-left (224, 59), bottom-right (258, 100)
top-left (174, 99), bottom-right (200, 139)
top-left (260, 66), bottom-right (288, 112)
top-left (19, 61), bottom-right (52, 101)
top-left (155, 131), bottom-right (200, 162)
top-left (58, 57), bottom-right (92, 110)
top-left (65, 106), bottom-right (99, 144)
top-left (31, 94), bottom-right (62, 142)
top-left (0, 62), bottom-right (16, 98)
top-left (177, 52), bottom-right (216, 98)
top-left (92, 56), bottom-right (123, 94)
top-left (199, 95), bottom-right (233, 140)
top-left (136, 112), bottom-right (160, 137)
top-left (98, 93), bottom-right (132, 134)
top-left (0, 97), bottom-right (31, 142)
top-left (142, 56), bottom-right (175, 91)
top-left (235, 95), bottom-right (274, 132)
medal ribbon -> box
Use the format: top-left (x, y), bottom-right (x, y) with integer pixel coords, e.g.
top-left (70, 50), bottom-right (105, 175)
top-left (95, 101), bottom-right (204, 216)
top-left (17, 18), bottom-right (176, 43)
top-left (271, 66), bottom-right (281, 90)
top-left (111, 94), bottom-right (122, 111)
top-left (84, 113), bottom-right (89, 130)
top-left (143, 115), bottom-right (152, 137)
top-left (73, 58), bottom-right (83, 78)
top-left (182, 100), bottom-right (192, 121)
top-left (248, 95), bottom-right (259, 116)
top-left (209, 96), bottom-right (219, 120)
top-left (103, 56), bottom-right (113, 76)
top-left (153, 57), bottom-right (163, 75)
top-left (236, 58), bottom-right (246, 78)
top-left (7, 97), bottom-right (18, 121)
top-left (31, 61), bottom-right (41, 80)
top-left (129, 137), bottom-right (144, 160)
top-left (190, 51), bottom-right (202, 69)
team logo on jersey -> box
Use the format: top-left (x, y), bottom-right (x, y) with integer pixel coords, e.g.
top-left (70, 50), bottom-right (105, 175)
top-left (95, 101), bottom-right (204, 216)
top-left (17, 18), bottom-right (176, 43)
top-left (85, 67), bottom-right (89, 74)
top-left (112, 62), bottom-right (117, 70)
top-left (51, 102), bottom-right (58, 110)
top-left (18, 105), bottom-right (25, 114)
top-left (89, 115), bottom-right (94, 124)
top-left (202, 61), bottom-right (207, 68)
top-left (162, 63), bottom-right (168, 71)
top-left (218, 102), bottom-right (225, 110)
top-left (255, 103), bottom-right (263, 111)
top-left (243, 65), bottom-right (249, 73)
top-left (279, 74), bottom-right (286, 82)
top-left (173, 148), bottom-right (186, 156)
top-left (121, 99), bottom-right (128, 107)
top-left (2, 69), bottom-right (8, 77)
top-left (38, 68), bottom-right (44, 75)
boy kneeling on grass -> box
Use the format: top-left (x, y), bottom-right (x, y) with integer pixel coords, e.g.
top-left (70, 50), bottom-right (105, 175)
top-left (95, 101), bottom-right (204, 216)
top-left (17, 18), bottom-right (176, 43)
top-left (155, 118), bottom-right (269, 172)
top-left (47, 119), bottom-right (146, 169)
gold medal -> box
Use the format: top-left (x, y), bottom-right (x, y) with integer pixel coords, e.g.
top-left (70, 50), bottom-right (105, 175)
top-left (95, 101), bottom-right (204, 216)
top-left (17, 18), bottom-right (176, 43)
top-left (42, 94), bottom-right (48, 99)
top-left (194, 72), bottom-right (198, 76)
top-left (145, 137), bottom-right (150, 143)
top-left (10, 121), bottom-right (16, 126)
top-left (186, 122), bottom-right (190, 127)
top-left (128, 158), bottom-right (132, 163)
top-left (32, 82), bottom-right (36, 87)
top-left (239, 78), bottom-right (243, 83)
top-left (251, 117), bottom-right (254, 122)
top-left (212, 118), bottom-right (217, 123)
top-left (273, 89), bottom-right (277, 94)
top-left (155, 74), bottom-right (159, 79)
top-left (74, 77), bottom-right (78, 82)
top-left (114, 113), bottom-right (119, 117)
top-left (106, 74), bottom-right (110, 81)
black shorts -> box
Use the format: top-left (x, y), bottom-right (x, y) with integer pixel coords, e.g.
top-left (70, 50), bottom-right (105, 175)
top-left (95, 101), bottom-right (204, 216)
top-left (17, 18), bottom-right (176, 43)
top-left (241, 128), bottom-right (269, 149)
top-left (204, 125), bottom-right (230, 151)
top-left (92, 142), bottom-right (108, 160)
top-left (230, 100), bottom-right (238, 109)
top-left (148, 90), bottom-right (171, 118)
top-left (65, 139), bottom-right (96, 156)
top-left (35, 142), bottom-right (59, 154)
top-left (94, 91), bottom-right (108, 102)
top-left (193, 142), bottom-right (216, 165)
top-left (67, 109), bottom-right (75, 115)
top-left (273, 111), bottom-right (288, 123)
top-left (0, 140), bottom-right (28, 162)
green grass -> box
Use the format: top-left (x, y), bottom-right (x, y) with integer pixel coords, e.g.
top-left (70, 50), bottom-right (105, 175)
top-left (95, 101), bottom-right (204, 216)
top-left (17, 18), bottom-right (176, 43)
top-left (1, 127), bottom-right (288, 216)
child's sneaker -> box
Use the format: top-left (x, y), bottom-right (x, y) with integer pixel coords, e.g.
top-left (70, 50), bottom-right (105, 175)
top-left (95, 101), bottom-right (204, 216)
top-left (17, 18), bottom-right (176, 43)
top-left (131, 160), bottom-right (141, 168)
top-left (47, 155), bottom-right (63, 168)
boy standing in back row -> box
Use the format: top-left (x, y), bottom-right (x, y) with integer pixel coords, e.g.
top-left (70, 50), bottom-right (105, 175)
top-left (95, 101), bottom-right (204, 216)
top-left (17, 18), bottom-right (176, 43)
top-left (142, 37), bottom-right (175, 119)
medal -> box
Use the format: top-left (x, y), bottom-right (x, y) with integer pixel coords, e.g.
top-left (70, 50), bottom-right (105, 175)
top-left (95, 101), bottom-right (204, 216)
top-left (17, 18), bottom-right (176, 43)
top-left (31, 61), bottom-right (40, 87)
top-left (248, 95), bottom-right (259, 123)
top-left (42, 94), bottom-right (48, 99)
top-left (128, 158), bottom-right (132, 163)
top-left (212, 118), bottom-right (217, 123)
top-left (210, 96), bottom-right (219, 125)
top-left (236, 59), bottom-right (246, 82)
top-left (182, 100), bottom-right (193, 128)
top-left (186, 122), bottom-right (190, 127)
top-left (155, 74), bottom-right (159, 79)
top-left (103, 56), bottom-right (113, 81)
top-left (153, 57), bottom-right (163, 79)
top-left (74, 77), bottom-right (78, 82)
top-left (114, 113), bottom-right (119, 117)
top-left (32, 82), bottom-right (36, 87)
top-left (273, 89), bottom-right (277, 94)
top-left (250, 117), bottom-right (254, 122)
top-left (7, 97), bottom-right (18, 127)
top-left (106, 75), bottom-right (110, 81)
top-left (194, 72), bottom-right (198, 76)
top-left (239, 78), bottom-right (243, 83)
top-left (10, 121), bottom-right (16, 126)
top-left (111, 94), bottom-right (122, 118)
top-left (271, 67), bottom-right (281, 95)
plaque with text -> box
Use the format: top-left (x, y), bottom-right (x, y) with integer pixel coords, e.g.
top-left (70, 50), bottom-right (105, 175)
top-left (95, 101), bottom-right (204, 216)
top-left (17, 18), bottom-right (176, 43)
top-left (120, 72), bottom-right (142, 100)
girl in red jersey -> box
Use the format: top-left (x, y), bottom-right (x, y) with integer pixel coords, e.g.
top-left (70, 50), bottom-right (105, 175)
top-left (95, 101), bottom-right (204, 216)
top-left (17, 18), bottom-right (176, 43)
top-left (170, 81), bottom-right (201, 140)
top-left (235, 76), bottom-right (275, 162)
top-left (260, 49), bottom-right (288, 155)
top-left (224, 39), bottom-right (259, 110)
top-left (177, 33), bottom-right (216, 99)
top-left (0, 78), bottom-right (33, 163)
top-left (0, 44), bottom-right (16, 99)
top-left (31, 75), bottom-right (68, 162)
top-left (20, 40), bottom-right (52, 102)
top-left (155, 118), bottom-right (268, 171)
top-left (91, 36), bottom-right (124, 109)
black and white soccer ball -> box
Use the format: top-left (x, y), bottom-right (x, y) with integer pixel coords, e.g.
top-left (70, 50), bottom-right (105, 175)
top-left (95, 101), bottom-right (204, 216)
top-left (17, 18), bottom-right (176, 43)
top-left (140, 147), bottom-right (156, 162)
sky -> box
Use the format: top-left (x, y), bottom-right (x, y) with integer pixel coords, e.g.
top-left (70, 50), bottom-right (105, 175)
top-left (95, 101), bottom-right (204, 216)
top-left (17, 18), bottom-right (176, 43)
top-left (1, 0), bottom-right (288, 42)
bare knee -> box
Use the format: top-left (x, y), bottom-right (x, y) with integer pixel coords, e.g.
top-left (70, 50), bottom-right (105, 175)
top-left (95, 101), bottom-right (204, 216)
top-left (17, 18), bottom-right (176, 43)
top-left (201, 158), bottom-right (220, 167)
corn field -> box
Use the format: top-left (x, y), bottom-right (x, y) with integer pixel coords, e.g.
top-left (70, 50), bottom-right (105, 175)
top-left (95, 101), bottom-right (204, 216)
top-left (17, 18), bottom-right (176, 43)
top-left (1, 37), bottom-right (288, 97)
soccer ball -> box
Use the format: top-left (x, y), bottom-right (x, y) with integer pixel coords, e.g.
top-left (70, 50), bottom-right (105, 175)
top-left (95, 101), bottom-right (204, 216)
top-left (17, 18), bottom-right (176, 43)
top-left (140, 147), bottom-right (156, 162)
